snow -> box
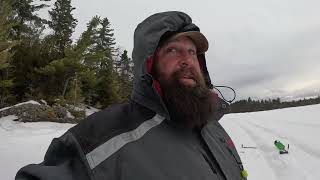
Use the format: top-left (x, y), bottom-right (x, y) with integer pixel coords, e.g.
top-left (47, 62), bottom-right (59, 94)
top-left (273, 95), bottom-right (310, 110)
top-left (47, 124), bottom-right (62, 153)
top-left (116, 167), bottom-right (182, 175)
top-left (40, 99), bottom-right (48, 105)
top-left (65, 104), bottom-right (100, 116)
top-left (1, 104), bottom-right (320, 180)
top-left (66, 110), bottom-right (75, 119)
top-left (0, 115), bottom-right (74, 180)
top-left (85, 106), bottom-right (100, 116)
top-left (220, 104), bottom-right (320, 180)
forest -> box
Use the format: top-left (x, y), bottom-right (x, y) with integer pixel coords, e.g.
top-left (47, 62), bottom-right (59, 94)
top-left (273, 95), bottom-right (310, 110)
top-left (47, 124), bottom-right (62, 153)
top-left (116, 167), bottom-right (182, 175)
top-left (229, 96), bottom-right (320, 113)
top-left (0, 0), bottom-right (133, 109)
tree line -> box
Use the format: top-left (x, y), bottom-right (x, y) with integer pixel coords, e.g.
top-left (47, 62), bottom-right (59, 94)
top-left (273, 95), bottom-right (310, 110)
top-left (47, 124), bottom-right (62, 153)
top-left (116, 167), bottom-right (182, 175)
top-left (0, 0), bottom-right (133, 108)
top-left (229, 96), bottom-right (320, 113)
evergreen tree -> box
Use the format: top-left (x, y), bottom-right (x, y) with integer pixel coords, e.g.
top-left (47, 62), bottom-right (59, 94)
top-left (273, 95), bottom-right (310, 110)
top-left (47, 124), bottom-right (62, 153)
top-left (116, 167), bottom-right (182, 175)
top-left (11, 38), bottom-right (44, 100)
top-left (0, 0), bottom-right (16, 107)
top-left (48, 0), bottom-right (77, 57)
top-left (119, 50), bottom-right (133, 79)
top-left (8, 0), bottom-right (50, 101)
top-left (1, 0), bottom-right (135, 108)
top-left (32, 0), bottom-right (79, 104)
top-left (79, 16), bottom-right (102, 70)
top-left (76, 16), bottom-right (101, 105)
top-left (117, 50), bottom-right (133, 100)
top-left (79, 69), bottom-right (98, 106)
top-left (77, 16), bottom-right (120, 107)
top-left (94, 17), bottom-right (120, 107)
top-left (35, 15), bottom-right (103, 105)
top-left (11, 0), bottom-right (50, 40)
top-left (98, 17), bottom-right (116, 56)
top-left (36, 46), bottom-right (85, 104)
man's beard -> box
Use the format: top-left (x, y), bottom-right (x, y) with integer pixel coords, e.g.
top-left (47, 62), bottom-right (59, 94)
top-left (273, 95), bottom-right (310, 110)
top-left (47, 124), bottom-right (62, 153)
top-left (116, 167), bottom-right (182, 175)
top-left (158, 67), bottom-right (217, 129)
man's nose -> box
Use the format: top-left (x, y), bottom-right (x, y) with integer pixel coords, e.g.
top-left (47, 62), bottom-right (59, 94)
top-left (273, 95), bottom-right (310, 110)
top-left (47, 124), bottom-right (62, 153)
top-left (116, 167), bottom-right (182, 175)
top-left (179, 52), bottom-right (194, 67)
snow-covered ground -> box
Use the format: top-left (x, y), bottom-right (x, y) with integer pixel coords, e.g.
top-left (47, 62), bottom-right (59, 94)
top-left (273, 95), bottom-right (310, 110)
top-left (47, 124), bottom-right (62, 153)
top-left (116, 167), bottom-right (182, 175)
top-left (0, 115), bottom-right (74, 180)
top-left (1, 104), bottom-right (319, 180)
top-left (220, 104), bottom-right (320, 180)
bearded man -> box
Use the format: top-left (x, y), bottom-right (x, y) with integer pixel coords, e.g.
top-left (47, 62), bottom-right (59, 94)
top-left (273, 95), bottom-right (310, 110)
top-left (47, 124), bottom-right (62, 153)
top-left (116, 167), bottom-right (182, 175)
top-left (16, 11), bottom-right (246, 180)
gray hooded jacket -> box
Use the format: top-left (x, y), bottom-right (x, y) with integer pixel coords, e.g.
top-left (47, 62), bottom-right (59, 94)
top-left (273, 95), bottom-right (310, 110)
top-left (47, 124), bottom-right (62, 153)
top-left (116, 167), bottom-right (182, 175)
top-left (15, 11), bottom-right (246, 180)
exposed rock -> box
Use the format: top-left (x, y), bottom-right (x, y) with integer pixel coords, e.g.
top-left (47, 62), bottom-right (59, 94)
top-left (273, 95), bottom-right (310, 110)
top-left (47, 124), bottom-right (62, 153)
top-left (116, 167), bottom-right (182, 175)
top-left (0, 102), bottom-right (86, 123)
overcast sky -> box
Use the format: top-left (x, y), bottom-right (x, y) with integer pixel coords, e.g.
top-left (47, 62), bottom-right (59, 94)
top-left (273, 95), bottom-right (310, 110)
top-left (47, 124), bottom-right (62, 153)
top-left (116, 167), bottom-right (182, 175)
top-left (41, 0), bottom-right (320, 101)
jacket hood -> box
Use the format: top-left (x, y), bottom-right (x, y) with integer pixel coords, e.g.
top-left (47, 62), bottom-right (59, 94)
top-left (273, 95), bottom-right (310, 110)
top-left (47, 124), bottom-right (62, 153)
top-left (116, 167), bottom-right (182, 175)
top-left (131, 11), bottom-right (227, 120)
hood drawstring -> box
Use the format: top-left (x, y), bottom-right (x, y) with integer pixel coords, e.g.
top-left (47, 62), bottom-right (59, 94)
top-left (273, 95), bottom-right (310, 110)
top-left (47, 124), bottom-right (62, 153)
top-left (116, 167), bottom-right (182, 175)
top-left (212, 85), bottom-right (237, 104)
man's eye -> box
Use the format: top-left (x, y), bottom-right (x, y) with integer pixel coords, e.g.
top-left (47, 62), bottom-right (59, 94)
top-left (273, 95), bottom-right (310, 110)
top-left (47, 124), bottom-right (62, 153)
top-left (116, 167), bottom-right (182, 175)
top-left (188, 49), bottom-right (196, 56)
top-left (166, 48), bottom-right (177, 54)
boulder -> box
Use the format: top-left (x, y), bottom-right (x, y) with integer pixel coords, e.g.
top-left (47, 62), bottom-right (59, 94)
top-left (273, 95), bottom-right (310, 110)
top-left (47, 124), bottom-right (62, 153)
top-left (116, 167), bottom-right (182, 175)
top-left (0, 103), bottom-right (85, 123)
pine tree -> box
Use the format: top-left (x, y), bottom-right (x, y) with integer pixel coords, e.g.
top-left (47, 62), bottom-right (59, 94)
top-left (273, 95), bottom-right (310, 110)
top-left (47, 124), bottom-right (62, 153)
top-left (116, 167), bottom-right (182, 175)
top-left (0, 0), bottom-right (16, 107)
top-left (11, 0), bottom-right (50, 40)
top-left (36, 15), bottom-right (99, 105)
top-left (76, 16), bottom-right (101, 105)
top-left (48, 0), bottom-right (77, 57)
top-left (79, 16), bottom-right (102, 70)
top-left (79, 69), bottom-right (98, 106)
top-left (117, 50), bottom-right (133, 100)
top-left (11, 38), bottom-right (45, 100)
top-left (8, 0), bottom-right (50, 101)
top-left (36, 46), bottom-right (85, 104)
top-left (32, 0), bottom-right (79, 104)
top-left (98, 17), bottom-right (116, 56)
top-left (118, 50), bottom-right (133, 79)
top-left (94, 17), bottom-right (120, 107)
top-left (77, 16), bottom-right (120, 107)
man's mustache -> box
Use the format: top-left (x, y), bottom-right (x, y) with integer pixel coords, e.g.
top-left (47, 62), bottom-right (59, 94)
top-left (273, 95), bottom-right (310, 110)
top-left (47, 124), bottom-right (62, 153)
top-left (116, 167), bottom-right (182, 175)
top-left (173, 67), bottom-right (197, 80)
